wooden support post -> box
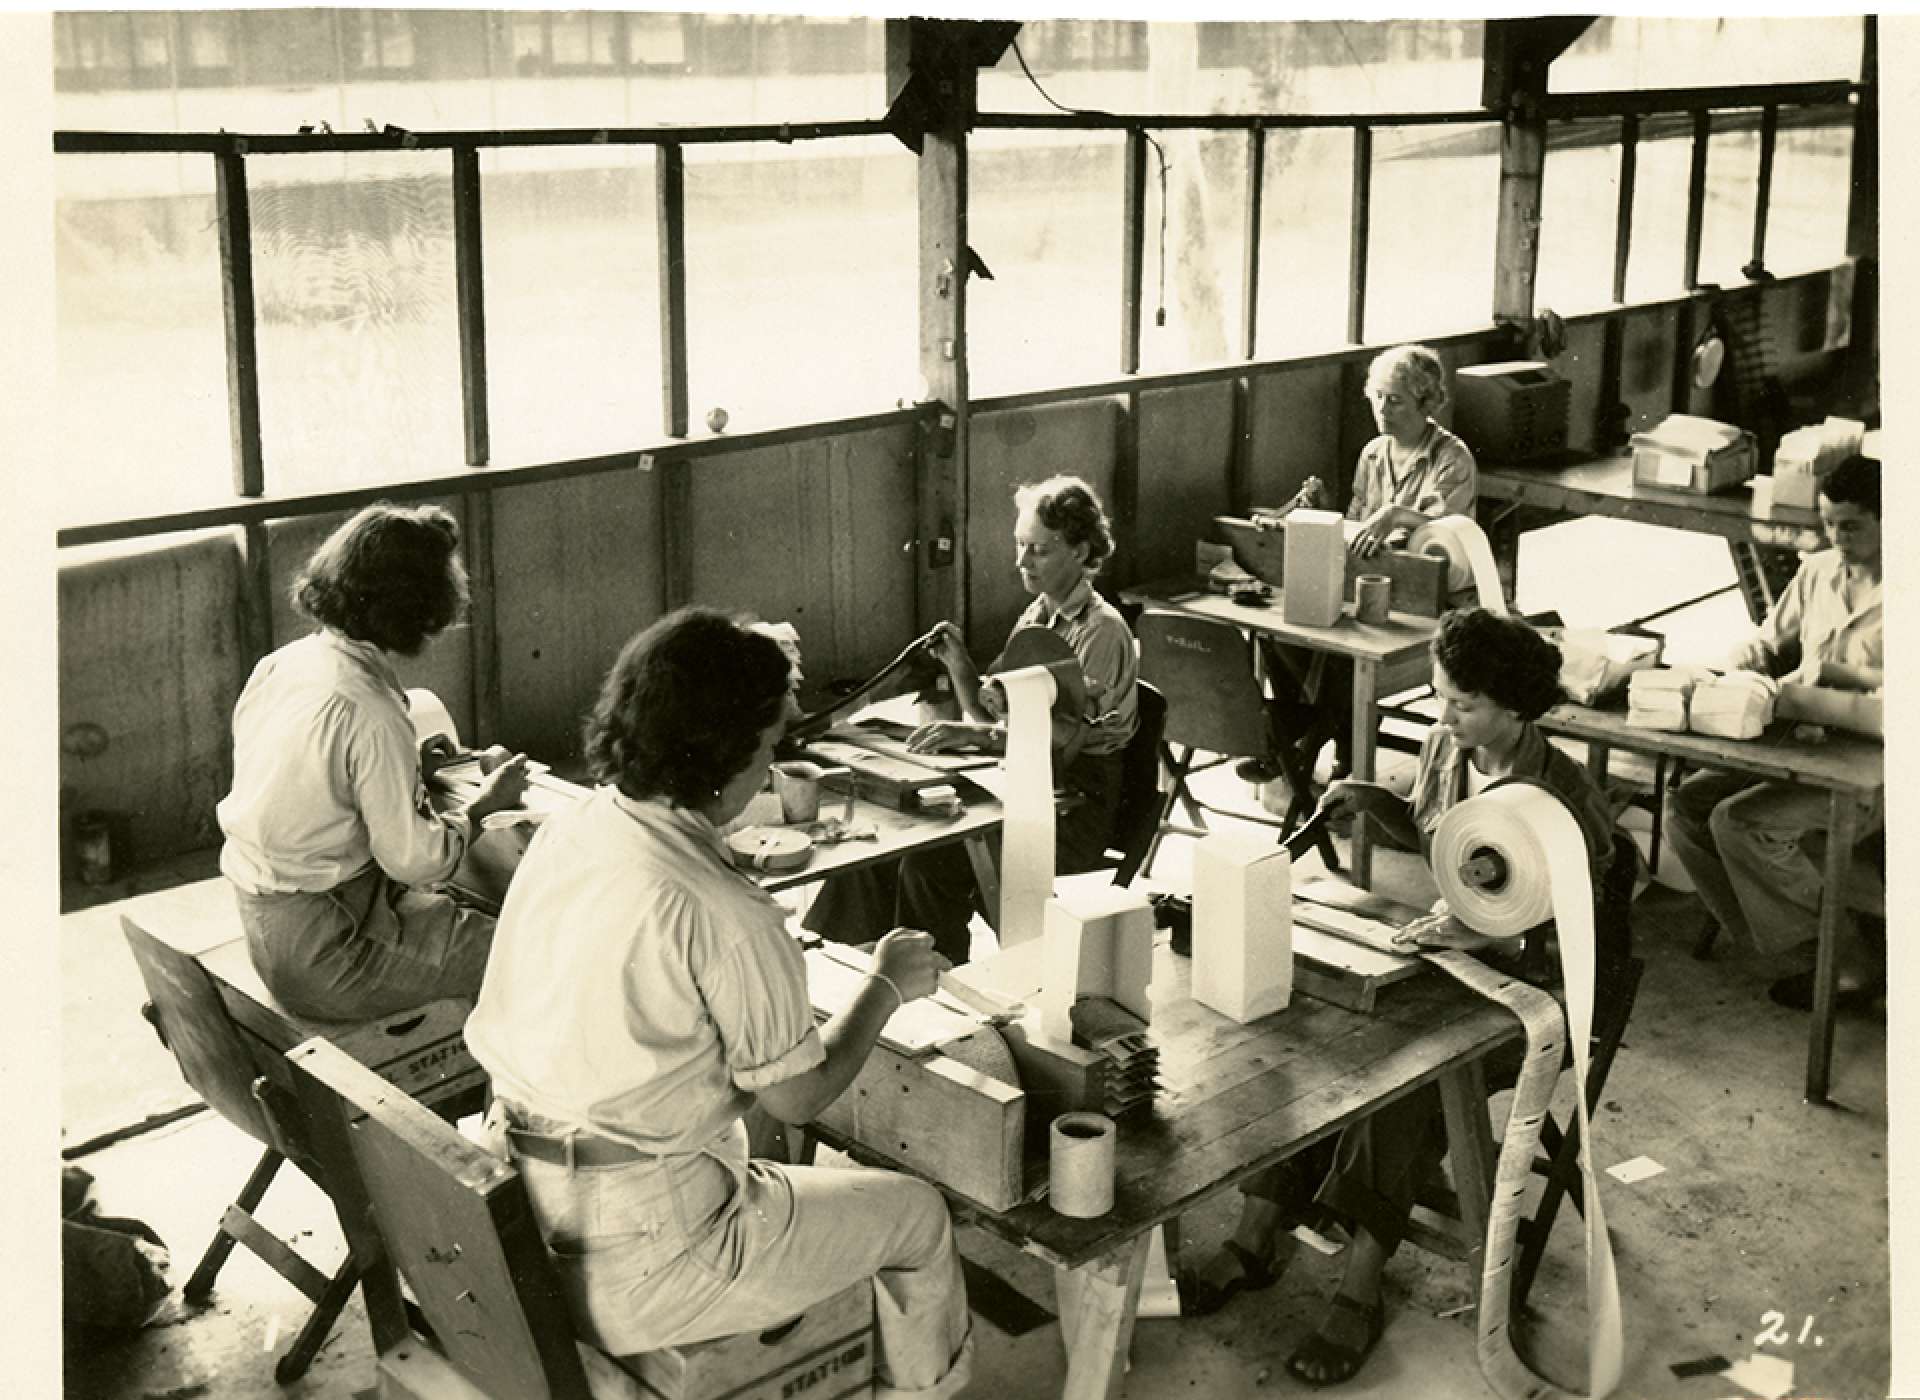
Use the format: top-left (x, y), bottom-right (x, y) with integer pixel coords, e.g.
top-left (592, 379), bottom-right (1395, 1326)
top-left (451, 145), bottom-right (489, 466)
top-left (659, 457), bottom-right (693, 612)
top-left (1241, 126), bottom-right (1265, 361)
top-left (1682, 109), bottom-right (1710, 291)
top-left (1347, 125), bottom-right (1372, 345)
top-left (894, 19), bottom-right (974, 637)
top-left (239, 520), bottom-right (274, 670)
top-left (1120, 127), bottom-right (1147, 375)
top-left (1114, 389), bottom-right (1141, 591)
top-left (214, 149), bottom-right (264, 497)
top-left (464, 492), bottom-right (501, 744)
top-left (1437, 1057), bottom-right (1496, 1307)
top-left (1842, 18), bottom-right (1877, 413)
top-left (1228, 376), bottom-right (1253, 518)
top-left (1486, 26), bottom-right (1550, 326)
top-left (1611, 114), bottom-right (1639, 304)
top-left (1748, 105), bottom-right (1778, 278)
top-left (656, 142), bottom-right (689, 440)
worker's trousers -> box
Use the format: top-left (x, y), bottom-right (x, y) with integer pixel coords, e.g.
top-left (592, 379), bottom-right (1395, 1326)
top-left (489, 1110), bottom-right (973, 1400)
top-left (1665, 770), bottom-right (1880, 957)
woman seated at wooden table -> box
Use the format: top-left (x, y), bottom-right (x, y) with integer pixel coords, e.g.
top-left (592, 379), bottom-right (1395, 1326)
top-left (1184, 607), bottom-right (1617, 1388)
top-left (805, 473), bottom-right (1139, 965)
top-left (465, 609), bottom-right (973, 1400)
top-left (215, 503), bottom-right (530, 1021)
top-left (1248, 343), bottom-right (1479, 790)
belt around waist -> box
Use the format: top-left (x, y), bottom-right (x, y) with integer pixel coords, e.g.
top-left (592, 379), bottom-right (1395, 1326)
top-left (505, 1124), bottom-right (658, 1169)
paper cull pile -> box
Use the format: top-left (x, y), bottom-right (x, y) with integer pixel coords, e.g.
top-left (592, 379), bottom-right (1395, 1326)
top-left (1687, 670), bottom-right (1778, 740)
top-left (1627, 666), bottom-right (1711, 732)
top-left (1558, 628), bottom-right (1664, 705)
top-left (1771, 415), bottom-right (1866, 510)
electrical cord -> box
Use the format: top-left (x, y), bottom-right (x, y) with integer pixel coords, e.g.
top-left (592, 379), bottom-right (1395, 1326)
top-left (1007, 37), bottom-right (1172, 328)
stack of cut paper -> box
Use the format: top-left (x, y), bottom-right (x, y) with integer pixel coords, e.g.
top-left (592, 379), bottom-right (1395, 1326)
top-left (1070, 997), bottom-right (1162, 1120)
top-left (1688, 669), bottom-right (1778, 740)
top-left (1773, 415), bottom-right (1867, 509)
top-left (1627, 667), bottom-right (1710, 732)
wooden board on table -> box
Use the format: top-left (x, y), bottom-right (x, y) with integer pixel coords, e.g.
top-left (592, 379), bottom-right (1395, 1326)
top-left (802, 740), bottom-right (961, 811)
top-left (824, 716), bottom-right (999, 773)
top-left (805, 947), bottom-right (981, 1057)
top-left (1291, 926), bottom-right (1425, 1013)
top-left (1215, 516), bottom-right (1449, 616)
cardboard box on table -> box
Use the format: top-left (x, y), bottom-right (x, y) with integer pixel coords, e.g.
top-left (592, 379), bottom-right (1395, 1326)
top-left (1191, 832), bottom-right (1294, 1023)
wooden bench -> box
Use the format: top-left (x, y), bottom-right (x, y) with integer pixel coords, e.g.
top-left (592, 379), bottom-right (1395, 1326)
top-left (285, 1036), bottom-right (877, 1400)
top-left (119, 882), bottom-right (486, 1383)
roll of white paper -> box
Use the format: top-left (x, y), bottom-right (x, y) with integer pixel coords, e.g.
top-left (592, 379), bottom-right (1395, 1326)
top-left (997, 664), bottom-right (1059, 948)
top-left (1049, 1112), bottom-right (1116, 1218)
top-left (1424, 781), bottom-right (1623, 1399)
top-left (406, 687), bottom-right (461, 748)
top-left (1407, 515), bottom-right (1506, 613)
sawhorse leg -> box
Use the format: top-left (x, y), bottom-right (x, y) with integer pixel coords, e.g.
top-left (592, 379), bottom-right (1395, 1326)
top-left (1437, 1058), bottom-right (1496, 1311)
top-left (1055, 1234), bottom-right (1152, 1400)
top-left (1349, 660), bottom-right (1379, 888)
top-left (1806, 790), bottom-right (1862, 1106)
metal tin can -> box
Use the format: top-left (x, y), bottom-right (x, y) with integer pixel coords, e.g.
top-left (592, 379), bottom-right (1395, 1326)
top-left (75, 811), bottom-right (116, 886)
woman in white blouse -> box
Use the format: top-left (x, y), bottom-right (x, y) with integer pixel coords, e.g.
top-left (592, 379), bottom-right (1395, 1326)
top-left (466, 609), bottom-right (972, 1399)
top-left (215, 503), bottom-right (528, 1020)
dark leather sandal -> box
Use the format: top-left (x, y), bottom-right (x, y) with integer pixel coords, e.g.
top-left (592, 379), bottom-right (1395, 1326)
top-left (1285, 1292), bottom-right (1386, 1388)
top-left (1176, 1240), bottom-right (1277, 1317)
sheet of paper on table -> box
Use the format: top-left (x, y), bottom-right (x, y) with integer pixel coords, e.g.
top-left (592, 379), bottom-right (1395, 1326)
top-left (804, 946), bottom-right (983, 1058)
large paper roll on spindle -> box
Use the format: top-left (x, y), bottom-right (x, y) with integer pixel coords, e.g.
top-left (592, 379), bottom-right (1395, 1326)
top-left (1428, 781), bottom-right (1589, 939)
top-left (1406, 515), bottom-right (1505, 612)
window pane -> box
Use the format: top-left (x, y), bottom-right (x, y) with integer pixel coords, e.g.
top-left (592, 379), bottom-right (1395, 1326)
top-left (551, 13), bottom-right (590, 67)
top-left (55, 158), bottom-right (231, 525)
top-left (1623, 129), bottom-right (1693, 303)
top-left (1254, 127), bottom-right (1352, 357)
top-left (481, 147), bottom-right (662, 463)
top-left (183, 14), bottom-right (232, 71)
top-left (1766, 117), bottom-right (1853, 275)
top-left (132, 14), bottom-right (171, 72)
top-left (628, 14), bottom-right (686, 67)
top-left (511, 14), bottom-right (544, 69)
top-left (1698, 114), bottom-right (1763, 288)
top-left (985, 21), bottom-right (1483, 117)
top-left (1535, 121), bottom-right (1622, 315)
top-left (1138, 131), bottom-right (1246, 373)
top-left (969, 131), bottom-right (1124, 397)
top-left (684, 139), bottom-right (917, 430)
top-left (249, 154), bottom-right (463, 493)
top-left (1552, 16), bottom-right (1862, 91)
top-left (1364, 123), bottom-right (1498, 343)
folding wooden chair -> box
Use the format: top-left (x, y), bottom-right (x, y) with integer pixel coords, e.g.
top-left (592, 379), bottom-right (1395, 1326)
top-left (284, 1036), bottom-right (877, 1400)
top-left (1135, 610), bottom-right (1340, 876)
top-left (1098, 680), bottom-right (1168, 888)
top-left (121, 912), bottom-right (485, 1384)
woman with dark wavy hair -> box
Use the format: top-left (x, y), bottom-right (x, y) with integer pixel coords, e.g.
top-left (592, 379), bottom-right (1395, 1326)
top-left (216, 503), bottom-right (529, 1020)
top-left (1184, 608), bottom-right (1616, 1387)
top-left (466, 609), bottom-right (972, 1399)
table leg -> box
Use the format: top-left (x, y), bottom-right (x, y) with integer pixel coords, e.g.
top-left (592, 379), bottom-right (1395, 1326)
top-left (1054, 1234), bottom-right (1152, 1400)
top-left (1350, 658), bottom-right (1379, 888)
top-left (1437, 1058), bottom-right (1495, 1309)
top-left (966, 833), bottom-right (1001, 935)
top-left (1585, 740), bottom-right (1611, 785)
top-left (1806, 790), bottom-right (1861, 1106)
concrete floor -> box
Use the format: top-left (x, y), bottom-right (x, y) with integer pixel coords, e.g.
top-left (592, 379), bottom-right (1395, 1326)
top-left (58, 746), bottom-right (1893, 1400)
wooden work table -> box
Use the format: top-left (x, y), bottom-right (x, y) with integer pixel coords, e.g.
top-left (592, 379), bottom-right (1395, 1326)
top-left (1121, 577), bottom-right (1438, 888)
top-left (811, 943), bottom-right (1518, 1400)
top-left (1477, 451), bottom-right (1828, 553)
top-left (1539, 699), bottom-right (1883, 1105)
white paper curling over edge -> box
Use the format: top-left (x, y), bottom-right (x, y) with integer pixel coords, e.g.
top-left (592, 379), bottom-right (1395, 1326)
top-left (1431, 782), bottom-right (1624, 1398)
top-left (1408, 515), bottom-right (1506, 613)
top-left (997, 663), bottom-right (1058, 947)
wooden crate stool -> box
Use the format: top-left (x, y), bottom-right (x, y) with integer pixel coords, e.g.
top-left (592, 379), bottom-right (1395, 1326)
top-left (120, 905), bottom-right (485, 1384)
top-left (284, 1036), bottom-right (877, 1400)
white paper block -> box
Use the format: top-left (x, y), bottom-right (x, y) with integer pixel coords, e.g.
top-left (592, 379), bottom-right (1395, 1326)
top-left (1283, 509), bottom-right (1346, 628)
top-left (1039, 883), bottom-right (1157, 1039)
top-left (1191, 832), bottom-right (1293, 1023)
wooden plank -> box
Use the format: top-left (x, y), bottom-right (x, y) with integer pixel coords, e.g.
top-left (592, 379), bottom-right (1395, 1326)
top-left (624, 1281), bottom-right (872, 1400)
top-left (1682, 109), bottom-right (1711, 291)
top-left (1492, 112), bottom-right (1547, 323)
top-left (1213, 516), bottom-right (1449, 617)
top-left (239, 519), bottom-right (274, 670)
top-left (220, 1205), bottom-right (332, 1302)
top-left (1112, 391), bottom-right (1141, 589)
top-left (1347, 125), bottom-right (1372, 344)
top-left (1749, 104), bottom-right (1778, 275)
top-left (214, 149), bottom-right (263, 497)
top-left (1612, 114), bottom-right (1638, 304)
top-left (463, 491), bottom-right (501, 744)
top-left (1241, 127), bottom-right (1265, 361)
top-left (451, 144), bottom-right (490, 466)
top-left (656, 143), bottom-right (689, 440)
top-left (1135, 382), bottom-right (1236, 585)
top-left (1120, 128), bottom-right (1147, 375)
top-left (810, 1039), bottom-right (1026, 1212)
